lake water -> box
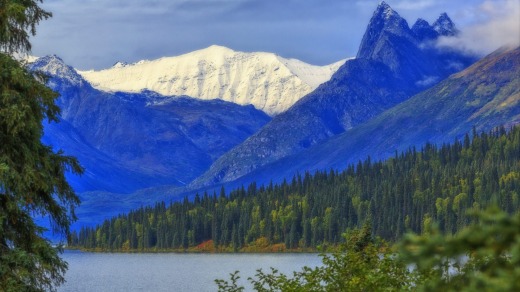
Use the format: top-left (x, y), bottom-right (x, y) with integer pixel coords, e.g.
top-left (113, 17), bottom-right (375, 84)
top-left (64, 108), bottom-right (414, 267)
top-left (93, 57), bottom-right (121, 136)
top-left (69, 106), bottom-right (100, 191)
top-left (59, 250), bottom-right (322, 292)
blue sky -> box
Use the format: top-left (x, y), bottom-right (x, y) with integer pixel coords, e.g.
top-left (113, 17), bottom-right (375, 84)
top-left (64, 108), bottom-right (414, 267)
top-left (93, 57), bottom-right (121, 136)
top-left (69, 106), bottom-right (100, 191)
top-left (31, 0), bottom-right (520, 70)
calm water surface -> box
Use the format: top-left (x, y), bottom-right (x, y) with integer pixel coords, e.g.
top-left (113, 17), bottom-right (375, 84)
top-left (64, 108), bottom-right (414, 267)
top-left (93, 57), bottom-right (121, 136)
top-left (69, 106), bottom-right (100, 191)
top-left (59, 250), bottom-right (322, 292)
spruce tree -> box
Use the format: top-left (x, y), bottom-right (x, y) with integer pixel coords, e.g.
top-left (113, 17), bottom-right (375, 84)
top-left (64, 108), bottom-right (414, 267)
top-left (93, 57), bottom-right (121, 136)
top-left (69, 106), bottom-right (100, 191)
top-left (0, 1), bottom-right (83, 291)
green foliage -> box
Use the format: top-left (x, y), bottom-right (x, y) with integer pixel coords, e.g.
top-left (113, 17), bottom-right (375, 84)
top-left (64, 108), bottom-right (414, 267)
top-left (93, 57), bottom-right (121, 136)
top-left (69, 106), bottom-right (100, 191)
top-left (217, 208), bottom-right (520, 291)
top-left (72, 127), bottom-right (520, 252)
top-left (215, 271), bottom-right (244, 292)
top-left (0, 2), bottom-right (83, 290)
top-left (0, 52), bottom-right (82, 291)
top-left (216, 222), bottom-right (413, 291)
top-left (0, 0), bottom-right (51, 54)
top-left (400, 207), bottom-right (520, 291)
top-left (288, 224), bottom-right (412, 291)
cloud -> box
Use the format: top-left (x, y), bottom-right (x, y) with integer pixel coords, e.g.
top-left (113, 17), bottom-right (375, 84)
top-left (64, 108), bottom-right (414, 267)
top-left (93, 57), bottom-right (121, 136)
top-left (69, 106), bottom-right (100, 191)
top-left (32, 0), bottom-right (518, 70)
top-left (391, 0), bottom-right (436, 11)
top-left (416, 75), bottom-right (439, 87)
top-left (436, 0), bottom-right (520, 55)
top-left (34, 0), bottom-right (364, 69)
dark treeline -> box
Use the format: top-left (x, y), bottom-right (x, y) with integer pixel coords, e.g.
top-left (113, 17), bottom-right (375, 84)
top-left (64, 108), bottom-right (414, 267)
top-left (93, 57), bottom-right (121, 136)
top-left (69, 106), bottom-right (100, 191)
top-left (70, 126), bottom-right (520, 251)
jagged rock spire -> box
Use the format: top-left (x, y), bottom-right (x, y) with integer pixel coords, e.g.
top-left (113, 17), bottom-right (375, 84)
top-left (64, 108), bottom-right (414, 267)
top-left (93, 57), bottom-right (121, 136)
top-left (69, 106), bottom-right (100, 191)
top-left (376, 1), bottom-right (396, 19)
top-left (357, 1), bottom-right (412, 59)
top-left (357, 3), bottom-right (461, 63)
top-left (433, 13), bottom-right (459, 36)
top-left (411, 18), bottom-right (439, 41)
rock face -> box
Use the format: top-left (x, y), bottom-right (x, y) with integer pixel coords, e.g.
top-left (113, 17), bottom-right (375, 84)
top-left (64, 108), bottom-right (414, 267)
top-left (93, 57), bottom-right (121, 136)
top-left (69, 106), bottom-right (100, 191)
top-left (77, 45), bottom-right (345, 115)
top-left (411, 12), bottom-right (458, 42)
top-left (192, 1), bottom-right (476, 187)
top-left (433, 13), bottom-right (459, 36)
top-left (238, 46), bottom-right (520, 186)
top-left (31, 55), bottom-right (271, 194)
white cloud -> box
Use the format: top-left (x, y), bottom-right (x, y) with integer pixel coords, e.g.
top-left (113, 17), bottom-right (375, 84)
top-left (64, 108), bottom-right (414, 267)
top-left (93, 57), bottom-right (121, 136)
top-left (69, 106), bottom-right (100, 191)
top-left (437, 0), bottom-right (520, 55)
top-left (392, 0), bottom-right (436, 11)
top-left (416, 75), bottom-right (439, 87)
top-left (32, 0), bottom-right (519, 69)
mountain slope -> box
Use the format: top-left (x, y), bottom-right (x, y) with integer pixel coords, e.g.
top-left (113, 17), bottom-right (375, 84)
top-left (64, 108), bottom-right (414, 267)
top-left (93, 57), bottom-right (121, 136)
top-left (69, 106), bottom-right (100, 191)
top-left (78, 45), bottom-right (346, 115)
top-left (31, 55), bottom-right (271, 193)
top-left (193, 2), bottom-right (476, 187)
top-left (234, 46), bottom-right (520, 185)
top-left (72, 46), bottom-right (519, 226)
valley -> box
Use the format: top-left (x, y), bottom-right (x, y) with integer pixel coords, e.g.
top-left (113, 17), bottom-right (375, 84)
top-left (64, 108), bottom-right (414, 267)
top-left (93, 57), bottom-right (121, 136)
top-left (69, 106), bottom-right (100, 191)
top-left (3, 0), bottom-right (520, 291)
top-left (30, 3), bottom-right (519, 231)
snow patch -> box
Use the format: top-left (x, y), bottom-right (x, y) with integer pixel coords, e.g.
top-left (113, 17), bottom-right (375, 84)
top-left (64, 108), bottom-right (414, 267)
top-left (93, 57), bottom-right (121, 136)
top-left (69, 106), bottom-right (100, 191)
top-left (276, 56), bottom-right (348, 88)
top-left (31, 55), bottom-right (84, 86)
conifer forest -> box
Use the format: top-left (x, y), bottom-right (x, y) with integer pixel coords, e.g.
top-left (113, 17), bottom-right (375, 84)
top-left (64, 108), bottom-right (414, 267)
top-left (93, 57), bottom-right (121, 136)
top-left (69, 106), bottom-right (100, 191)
top-left (70, 126), bottom-right (520, 251)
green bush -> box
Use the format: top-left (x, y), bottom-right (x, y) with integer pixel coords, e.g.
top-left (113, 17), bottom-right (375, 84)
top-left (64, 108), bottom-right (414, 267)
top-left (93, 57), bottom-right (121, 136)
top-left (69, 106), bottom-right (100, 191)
top-left (216, 207), bottom-right (520, 291)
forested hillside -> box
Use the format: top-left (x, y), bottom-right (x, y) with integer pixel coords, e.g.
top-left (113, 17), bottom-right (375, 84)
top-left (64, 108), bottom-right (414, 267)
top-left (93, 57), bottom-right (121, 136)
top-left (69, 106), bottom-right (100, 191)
top-left (70, 126), bottom-right (520, 251)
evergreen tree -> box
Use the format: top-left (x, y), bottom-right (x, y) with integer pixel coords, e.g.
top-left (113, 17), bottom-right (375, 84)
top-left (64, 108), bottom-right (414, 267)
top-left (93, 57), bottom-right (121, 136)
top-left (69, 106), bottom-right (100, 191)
top-left (0, 0), bottom-right (51, 54)
top-left (0, 1), bottom-right (82, 291)
top-left (72, 127), bottom-right (520, 253)
top-left (216, 207), bottom-right (520, 291)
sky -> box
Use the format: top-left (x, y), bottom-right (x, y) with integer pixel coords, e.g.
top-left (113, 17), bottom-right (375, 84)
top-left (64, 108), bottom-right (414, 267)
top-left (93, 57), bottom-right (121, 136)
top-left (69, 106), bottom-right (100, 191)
top-left (30, 0), bottom-right (520, 70)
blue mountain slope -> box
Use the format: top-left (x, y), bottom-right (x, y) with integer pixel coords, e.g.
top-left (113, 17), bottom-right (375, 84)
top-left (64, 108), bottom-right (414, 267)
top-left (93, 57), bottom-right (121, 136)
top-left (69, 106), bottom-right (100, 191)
top-left (91, 48), bottom-right (520, 228)
top-left (31, 56), bottom-right (271, 194)
top-left (73, 46), bottom-right (520, 228)
top-left (228, 46), bottom-right (520, 186)
top-left (193, 2), bottom-right (476, 187)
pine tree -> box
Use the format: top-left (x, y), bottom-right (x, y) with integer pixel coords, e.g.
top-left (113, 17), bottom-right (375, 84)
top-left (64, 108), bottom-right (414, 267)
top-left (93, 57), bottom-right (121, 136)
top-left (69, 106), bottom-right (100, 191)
top-left (0, 0), bottom-right (51, 54)
top-left (0, 1), bottom-right (83, 291)
top-left (72, 127), bottom-right (520, 253)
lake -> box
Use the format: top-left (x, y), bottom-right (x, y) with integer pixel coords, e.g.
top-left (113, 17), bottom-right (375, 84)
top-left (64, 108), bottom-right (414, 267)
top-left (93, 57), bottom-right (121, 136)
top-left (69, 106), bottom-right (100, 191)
top-left (59, 250), bottom-right (322, 291)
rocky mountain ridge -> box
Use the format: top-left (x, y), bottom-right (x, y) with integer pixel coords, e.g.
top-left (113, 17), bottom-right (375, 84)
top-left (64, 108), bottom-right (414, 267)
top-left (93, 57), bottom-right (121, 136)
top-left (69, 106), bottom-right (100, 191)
top-left (192, 1), bottom-right (477, 187)
top-left (235, 46), bottom-right (520, 187)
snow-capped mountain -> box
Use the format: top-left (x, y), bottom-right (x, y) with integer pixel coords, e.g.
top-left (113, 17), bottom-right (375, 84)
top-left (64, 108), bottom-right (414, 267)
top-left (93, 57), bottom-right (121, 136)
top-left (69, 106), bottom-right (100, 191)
top-left (432, 13), bottom-right (459, 36)
top-left (31, 54), bottom-right (85, 87)
top-left (78, 45), bottom-right (346, 115)
top-left (29, 55), bottom-right (271, 194)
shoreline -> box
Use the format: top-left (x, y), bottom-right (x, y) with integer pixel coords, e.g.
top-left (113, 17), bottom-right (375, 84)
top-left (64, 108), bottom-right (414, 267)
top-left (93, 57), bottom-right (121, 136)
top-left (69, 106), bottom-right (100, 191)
top-left (65, 247), bottom-right (325, 254)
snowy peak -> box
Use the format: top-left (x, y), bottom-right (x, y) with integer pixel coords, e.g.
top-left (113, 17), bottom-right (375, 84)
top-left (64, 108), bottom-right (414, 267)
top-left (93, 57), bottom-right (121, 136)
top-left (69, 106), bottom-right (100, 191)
top-left (377, 1), bottom-right (397, 20)
top-left (372, 1), bottom-right (409, 33)
top-left (195, 44), bottom-right (235, 55)
top-left (433, 13), bottom-right (458, 36)
top-left (112, 61), bottom-right (129, 68)
top-left (78, 46), bottom-right (346, 115)
top-left (29, 55), bottom-right (85, 86)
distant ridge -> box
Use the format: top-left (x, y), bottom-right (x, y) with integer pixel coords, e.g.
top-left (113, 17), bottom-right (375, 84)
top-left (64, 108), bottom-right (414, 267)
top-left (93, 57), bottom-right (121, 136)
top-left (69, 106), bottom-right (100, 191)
top-left (192, 2), bottom-right (476, 187)
top-left (242, 46), bottom-right (520, 186)
top-left (78, 45), bottom-right (346, 115)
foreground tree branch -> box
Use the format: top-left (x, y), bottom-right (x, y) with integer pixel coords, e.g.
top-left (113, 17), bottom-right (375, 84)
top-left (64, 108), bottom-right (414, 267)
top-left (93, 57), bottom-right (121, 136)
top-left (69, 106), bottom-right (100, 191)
top-left (0, 1), bottom-right (83, 291)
